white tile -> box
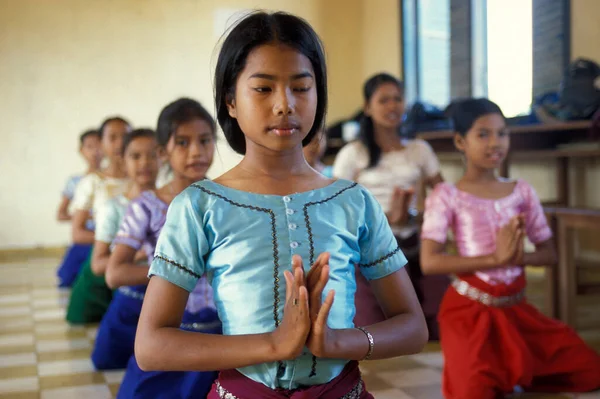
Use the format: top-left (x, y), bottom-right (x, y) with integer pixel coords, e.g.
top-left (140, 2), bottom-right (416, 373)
top-left (0, 376), bottom-right (39, 393)
top-left (377, 368), bottom-right (442, 388)
top-left (31, 269), bottom-right (57, 276)
top-left (33, 308), bottom-right (66, 321)
top-left (86, 327), bottom-right (98, 341)
top-left (409, 352), bottom-right (444, 369)
top-left (0, 317), bottom-right (33, 332)
top-left (38, 358), bottom-right (95, 377)
top-left (32, 288), bottom-right (62, 298)
top-left (369, 389), bottom-right (414, 399)
top-left (41, 384), bottom-right (112, 399)
top-left (35, 323), bottom-right (85, 334)
top-left (102, 370), bottom-right (126, 384)
top-left (32, 278), bottom-right (60, 288)
top-left (0, 352), bottom-right (37, 368)
top-left (32, 297), bottom-right (68, 308)
top-left (36, 338), bottom-right (91, 353)
top-left (0, 333), bottom-right (35, 347)
top-left (0, 293), bottom-right (29, 305)
top-left (0, 277), bottom-right (29, 286)
top-left (0, 305), bottom-right (31, 317)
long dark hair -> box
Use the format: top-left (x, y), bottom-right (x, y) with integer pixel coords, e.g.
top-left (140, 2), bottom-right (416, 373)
top-left (214, 11), bottom-right (328, 155)
top-left (359, 73), bottom-right (404, 167)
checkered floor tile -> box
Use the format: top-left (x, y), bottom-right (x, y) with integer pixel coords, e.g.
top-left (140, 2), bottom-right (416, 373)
top-left (0, 256), bottom-right (598, 398)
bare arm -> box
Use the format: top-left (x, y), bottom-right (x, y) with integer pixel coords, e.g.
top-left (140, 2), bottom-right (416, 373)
top-left (323, 267), bottom-right (428, 360)
top-left (135, 266), bottom-right (310, 372)
top-left (523, 239), bottom-right (557, 267)
top-left (57, 196), bottom-right (72, 221)
top-left (105, 245), bottom-right (150, 289)
top-left (420, 239), bottom-right (497, 275)
top-left (426, 172), bottom-right (444, 189)
top-left (91, 241), bottom-right (111, 276)
top-left (71, 210), bottom-right (94, 244)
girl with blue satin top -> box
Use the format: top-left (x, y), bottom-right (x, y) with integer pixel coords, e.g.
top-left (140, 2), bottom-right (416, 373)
top-left (136, 11), bottom-right (428, 399)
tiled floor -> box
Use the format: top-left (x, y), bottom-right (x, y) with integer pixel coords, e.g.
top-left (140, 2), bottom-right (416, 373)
top-left (0, 257), bottom-right (599, 398)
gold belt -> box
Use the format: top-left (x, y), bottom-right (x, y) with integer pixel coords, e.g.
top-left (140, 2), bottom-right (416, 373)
top-left (451, 278), bottom-right (525, 307)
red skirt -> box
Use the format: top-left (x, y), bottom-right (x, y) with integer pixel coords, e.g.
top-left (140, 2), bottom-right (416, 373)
top-left (439, 274), bottom-right (600, 399)
top-left (207, 361), bottom-right (372, 399)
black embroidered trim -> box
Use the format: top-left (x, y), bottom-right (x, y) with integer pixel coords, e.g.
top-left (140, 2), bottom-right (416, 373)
top-left (358, 246), bottom-right (402, 268)
top-left (191, 184), bottom-right (281, 327)
top-left (303, 182), bottom-right (358, 265)
top-left (155, 254), bottom-right (202, 279)
top-left (301, 182), bottom-right (358, 377)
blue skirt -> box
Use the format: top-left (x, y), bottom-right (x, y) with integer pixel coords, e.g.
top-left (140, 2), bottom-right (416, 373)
top-left (91, 287), bottom-right (145, 370)
top-left (57, 244), bottom-right (92, 288)
top-left (117, 308), bottom-right (221, 399)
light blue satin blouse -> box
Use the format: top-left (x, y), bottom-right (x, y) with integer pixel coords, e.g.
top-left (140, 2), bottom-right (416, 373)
top-left (149, 179), bottom-right (406, 389)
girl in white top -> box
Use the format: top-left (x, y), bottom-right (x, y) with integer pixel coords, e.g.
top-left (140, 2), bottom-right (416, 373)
top-left (333, 74), bottom-right (444, 328)
top-left (66, 116), bottom-right (132, 324)
top-left (332, 73), bottom-right (443, 226)
top-left (71, 117), bottom-right (133, 244)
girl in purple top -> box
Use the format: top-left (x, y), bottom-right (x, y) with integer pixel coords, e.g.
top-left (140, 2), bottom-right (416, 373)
top-left (107, 98), bottom-right (220, 399)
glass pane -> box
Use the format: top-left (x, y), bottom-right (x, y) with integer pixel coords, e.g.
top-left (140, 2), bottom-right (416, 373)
top-left (486, 0), bottom-right (533, 117)
top-left (417, 0), bottom-right (451, 108)
top-left (471, 0), bottom-right (488, 98)
top-left (402, 0), bottom-right (418, 105)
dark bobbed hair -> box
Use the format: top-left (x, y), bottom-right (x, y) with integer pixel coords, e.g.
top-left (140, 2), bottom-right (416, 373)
top-left (359, 73), bottom-right (404, 168)
top-left (79, 129), bottom-right (100, 146)
top-left (214, 11), bottom-right (328, 155)
top-left (99, 117), bottom-right (130, 139)
top-left (122, 128), bottom-right (156, 156)
top-left (156, 98), bottom-right (216, 147)
top-left (446, 98), bottom-right (504, 136)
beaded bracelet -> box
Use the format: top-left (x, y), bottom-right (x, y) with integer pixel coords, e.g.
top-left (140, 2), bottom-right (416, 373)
top-left (356, 326), bottom-right (374, 360)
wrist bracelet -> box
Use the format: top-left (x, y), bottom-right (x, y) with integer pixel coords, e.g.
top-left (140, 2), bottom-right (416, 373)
top-left (356, 326), bottom-right (374, 360)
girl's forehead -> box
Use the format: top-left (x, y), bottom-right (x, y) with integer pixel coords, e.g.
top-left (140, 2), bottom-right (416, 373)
top-left (242, 44), bottom-right (314, 77)
top-left (471, 113), bottom-right (506, 128)
top-left (173, 119), bottom-right (213, 136)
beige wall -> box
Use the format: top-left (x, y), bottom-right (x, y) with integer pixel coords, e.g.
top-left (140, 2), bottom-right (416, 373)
top-left (1, 0), bottom-right (402, 249)
top-left (0, 0), bottom-right (321, 249)
top-left (2, 0), bottom-right (597, 250)
top-left (319, 0), bottom-right (364, 123)
top-left (362, 0), bottom-right (402, 81)
top-left (571, 0), bottom-right (600, 62)
top-left (319, 0), bottom-right (402, 122)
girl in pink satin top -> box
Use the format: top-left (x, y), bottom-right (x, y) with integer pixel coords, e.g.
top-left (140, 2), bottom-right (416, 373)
top-left (420, 98), bottom-right (600, 399)
top-left (423, 178), bottom-right (552, 286)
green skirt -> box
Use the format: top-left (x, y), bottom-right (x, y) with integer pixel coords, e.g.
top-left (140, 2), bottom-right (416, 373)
top-left (65, 253), bottom-right (113, 324)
